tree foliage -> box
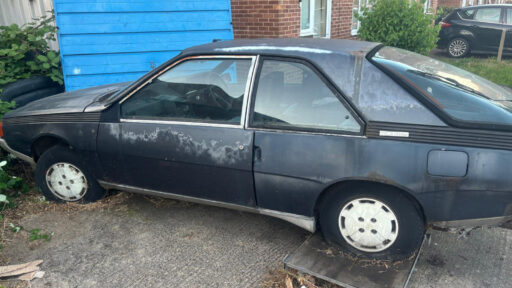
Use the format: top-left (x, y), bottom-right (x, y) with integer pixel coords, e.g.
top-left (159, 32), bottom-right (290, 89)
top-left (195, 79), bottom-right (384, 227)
top-left (0, 12), bottom-right (63, 90)
top-left (356, 0), bottom-right (440, 55)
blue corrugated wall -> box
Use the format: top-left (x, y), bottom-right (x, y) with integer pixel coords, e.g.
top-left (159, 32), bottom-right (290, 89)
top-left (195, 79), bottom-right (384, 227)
top-left (53, 0), bottom-right (234, 91)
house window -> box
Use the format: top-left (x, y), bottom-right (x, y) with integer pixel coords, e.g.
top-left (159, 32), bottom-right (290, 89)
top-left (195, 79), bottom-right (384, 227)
top-left (424, 0), bottom-right (432, 14)
top-left (300, 0), bottom-right (331, 38)
top-left (351, 0), bottom-right (371, 36)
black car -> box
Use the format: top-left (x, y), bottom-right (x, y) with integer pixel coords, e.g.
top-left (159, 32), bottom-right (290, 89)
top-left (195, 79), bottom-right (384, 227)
top-left (2, 39), bottom-right (512, 260)
top-left (438, 4), bottom-right (512, 57)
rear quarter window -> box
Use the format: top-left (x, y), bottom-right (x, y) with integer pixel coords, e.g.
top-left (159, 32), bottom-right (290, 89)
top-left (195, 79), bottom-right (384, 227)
top-left (371, 46), bottom-right (512, 129)
top-left (474, 8), bottom-right (502, 23)
top-left (353, 60), bottom-right (446, 126)
top-left (458, 9), bottom-right (476, 20)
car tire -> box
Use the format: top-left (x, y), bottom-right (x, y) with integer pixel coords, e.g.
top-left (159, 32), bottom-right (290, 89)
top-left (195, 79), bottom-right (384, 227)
top-left (12, 86), bottom-right (64, 108)
top-left (1, 76), bottom-right (58, 101)
top-left (447, 38), bottom-right (470, 58)
top-left (319, 185), bottom-right (425, 260)
top-left (35, 145), bottom-right (105, 203)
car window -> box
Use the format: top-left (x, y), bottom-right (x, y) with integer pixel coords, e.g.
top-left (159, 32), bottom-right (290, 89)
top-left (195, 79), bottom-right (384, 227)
top-left (354, 60), bottom-right (446, 126)
top-left (251, 60), bottom-right (361, 133)
top-left (474, 8), bottom-right (501, 23)
top-left (507, 8), bottom-right (512, 24)
top-left (372, 46), bottom-right (512, 127)
top-left (121, 58), bottom-right (252, 125)
top-left (458, 9), bottom-right (476, 20)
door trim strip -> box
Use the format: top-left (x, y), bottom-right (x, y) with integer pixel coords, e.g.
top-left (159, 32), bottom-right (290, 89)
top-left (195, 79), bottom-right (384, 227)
top-left (120, 118), bottom-right (242, 129)
top-left (98, 180), bottom-right (316, 232)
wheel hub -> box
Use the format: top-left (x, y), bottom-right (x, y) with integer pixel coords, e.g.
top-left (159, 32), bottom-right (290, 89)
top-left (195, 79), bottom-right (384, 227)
top-left (449, 40), bottom-right (467, 57)
top-left (338, 198), bottom-right (399, 252)
top-left (45, 162), bottom-right (88, 201)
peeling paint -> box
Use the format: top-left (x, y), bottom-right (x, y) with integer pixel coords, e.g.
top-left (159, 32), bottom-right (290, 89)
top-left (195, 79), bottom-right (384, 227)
top-left (122, 127), bottom-right (245, 165)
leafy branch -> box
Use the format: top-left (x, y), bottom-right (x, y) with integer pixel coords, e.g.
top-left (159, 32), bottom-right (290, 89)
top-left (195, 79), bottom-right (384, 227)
top-left (0, 11), bottom-right (63, 91)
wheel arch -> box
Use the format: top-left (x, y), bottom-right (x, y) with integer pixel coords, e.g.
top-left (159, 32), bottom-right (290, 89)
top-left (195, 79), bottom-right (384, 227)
top-left (313, 179), bottom-right (427, 227)
top-left (31, 134), bottom-right (70, 162)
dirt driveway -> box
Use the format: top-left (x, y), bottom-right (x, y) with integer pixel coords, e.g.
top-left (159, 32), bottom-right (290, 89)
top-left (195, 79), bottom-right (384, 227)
top-left (1, 192), bottom-right (511, 288)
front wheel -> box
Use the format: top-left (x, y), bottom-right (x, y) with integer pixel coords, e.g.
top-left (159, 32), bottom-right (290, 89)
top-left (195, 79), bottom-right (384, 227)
top-left (35, 145), bottom-right (105, 203)
top-left (447, 38), bottom-right (470, 58)
top-left (319, 185), bottom-right (425, 260)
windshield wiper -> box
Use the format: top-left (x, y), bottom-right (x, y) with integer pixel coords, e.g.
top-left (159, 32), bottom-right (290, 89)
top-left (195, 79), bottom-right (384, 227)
top-left (410, 70), bottom-right (491, 100)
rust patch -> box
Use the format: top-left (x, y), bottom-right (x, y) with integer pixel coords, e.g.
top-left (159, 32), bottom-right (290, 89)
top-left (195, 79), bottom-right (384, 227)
top-left (365, 171), bottom-right (398, 186)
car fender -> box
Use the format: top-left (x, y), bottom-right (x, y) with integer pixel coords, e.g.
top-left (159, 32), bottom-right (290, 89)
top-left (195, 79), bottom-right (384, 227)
top-left (315, 176), bottom-right (426, 220)
top-left (455, 30), bottom-right (476, 45)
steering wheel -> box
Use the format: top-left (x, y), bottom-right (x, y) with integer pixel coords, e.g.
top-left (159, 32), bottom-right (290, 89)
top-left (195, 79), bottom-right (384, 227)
top-left (209, 86), bottom-right (232, 111)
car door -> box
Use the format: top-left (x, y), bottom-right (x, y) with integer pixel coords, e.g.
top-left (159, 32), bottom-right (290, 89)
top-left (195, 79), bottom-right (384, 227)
top-left (112, 56), bottom-right (258, 206)
top-left (471, 7), bottom-right (506, 53)
top-left (247, 58), bottom-right (364, 216)
top-left (505, 8), bottom-right (512, 53)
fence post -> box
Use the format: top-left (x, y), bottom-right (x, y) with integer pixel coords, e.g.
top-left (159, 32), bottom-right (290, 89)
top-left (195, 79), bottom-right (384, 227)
top-left (497, 28), bottom-right (506, 62)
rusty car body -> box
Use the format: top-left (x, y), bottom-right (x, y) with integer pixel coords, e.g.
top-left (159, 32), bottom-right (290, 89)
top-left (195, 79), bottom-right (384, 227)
top-left (1, 39), bottom-right (512, 259)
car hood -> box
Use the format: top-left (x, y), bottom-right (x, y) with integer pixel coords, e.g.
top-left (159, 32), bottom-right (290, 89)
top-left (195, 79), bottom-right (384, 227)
top-left (4, 82), bottom-right (131, 118)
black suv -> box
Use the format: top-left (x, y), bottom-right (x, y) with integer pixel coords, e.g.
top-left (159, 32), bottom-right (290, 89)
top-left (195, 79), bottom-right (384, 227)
top-left (438, 4), bottom-right (512, 57)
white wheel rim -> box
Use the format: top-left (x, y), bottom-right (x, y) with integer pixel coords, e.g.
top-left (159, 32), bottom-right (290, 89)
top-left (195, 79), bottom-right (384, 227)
top-left (45, 162), bottom-right (88, 201)
top-left (449, 39), bottom-right (467, 57)
top-left (338, 198), bottom-right (399, 252)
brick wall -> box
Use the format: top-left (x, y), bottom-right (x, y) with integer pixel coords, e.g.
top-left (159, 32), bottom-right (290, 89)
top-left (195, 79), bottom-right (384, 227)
top-left (330, 0), bottom-right (353, 39)
top-left (231, 0), bottom-right (300, 38)
top-left (231, 0), bottom-right (443, 40)
top-left (430, 0), bottom-right (439, 12)
top-left (231, 0), bottom-right (362, 40)
top-left (437, 0), bottom-right (461, 8)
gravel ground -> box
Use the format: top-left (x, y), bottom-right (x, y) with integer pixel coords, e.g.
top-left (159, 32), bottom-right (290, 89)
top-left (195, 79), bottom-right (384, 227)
top-left (1, 192), bottom-right (511, 288)
top-left (408, 227), bottom-right (512, 288)
top-left (1, 194), bottom-right (308, 287)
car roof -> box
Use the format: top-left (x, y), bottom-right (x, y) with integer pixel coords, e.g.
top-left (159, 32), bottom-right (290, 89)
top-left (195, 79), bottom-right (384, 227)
top-left (181, 38), bottom-right (380, 58)
top-left (459, 4), bottom-right (512, 9)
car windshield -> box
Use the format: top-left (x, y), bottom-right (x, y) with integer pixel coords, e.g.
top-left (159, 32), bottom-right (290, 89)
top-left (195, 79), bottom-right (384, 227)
top-left (372, 46), bottom-right (512, 127)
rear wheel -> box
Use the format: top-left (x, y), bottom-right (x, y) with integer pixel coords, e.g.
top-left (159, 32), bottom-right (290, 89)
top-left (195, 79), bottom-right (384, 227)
top-left (319, 185), bottom-right (425, 260)
top-left (35, 145), bottom-right (105, 203)
top-left (448, 38), bottom-right (470, 58)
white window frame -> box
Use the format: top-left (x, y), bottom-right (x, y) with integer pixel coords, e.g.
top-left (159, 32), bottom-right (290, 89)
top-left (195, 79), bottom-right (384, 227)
top-left (424, 0), bottom-right (432, 14)
top-left (325, 0), bottom-right (332, 38)
top-left (351, 0), bottom-right (365, 36)
top-left (300, 0), bottom-right (332, 38)
top-left (300, 0), bottom-right (315, 36)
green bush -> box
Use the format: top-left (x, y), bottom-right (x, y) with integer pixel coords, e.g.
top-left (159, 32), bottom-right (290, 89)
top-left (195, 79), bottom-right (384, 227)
top-left (0, 12), bottom-right (63, 92)
top-left (356, 0), bottom-right (440, 55)
top-left (0, 101), bottom-right (16, 118)
top-left (0, 160), bottom-right (27, 209)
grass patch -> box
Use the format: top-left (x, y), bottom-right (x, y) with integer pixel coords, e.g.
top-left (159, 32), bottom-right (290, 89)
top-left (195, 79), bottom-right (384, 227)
top-left (28, 229), bottom-right (52, 242)
top-left (433, 56), bottom-right (512, 87)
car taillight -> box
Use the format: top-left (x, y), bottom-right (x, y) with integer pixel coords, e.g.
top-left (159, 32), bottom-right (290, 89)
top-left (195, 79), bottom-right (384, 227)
top-left (440, 21), bottom-right (451, 29)
top-left (0, 121), bottom-right (4, 138)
